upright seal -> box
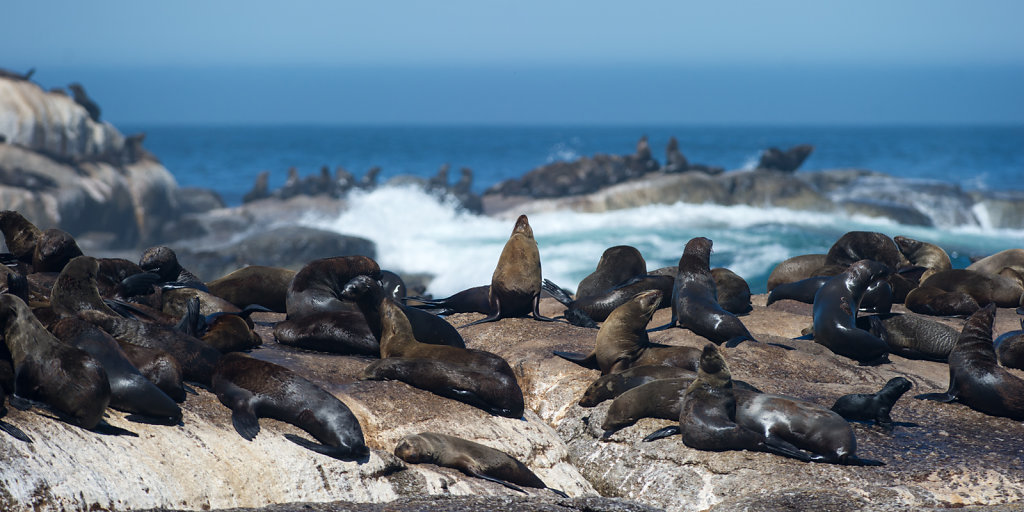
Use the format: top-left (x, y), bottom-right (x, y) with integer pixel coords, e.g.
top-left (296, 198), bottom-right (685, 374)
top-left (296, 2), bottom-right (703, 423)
top-left (811, 260), bottom-right (891, 365)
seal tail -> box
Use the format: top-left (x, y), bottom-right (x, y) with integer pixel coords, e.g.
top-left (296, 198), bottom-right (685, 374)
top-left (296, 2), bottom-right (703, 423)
top-left (552, 350), bottom-right (598, 370)
top-left (0, 419), bottom-right (32, 443)
top-left (175, 296), bottom-right (206, 337)
top-left (541, 279), bottom-right (574, 306)
top-left (642, 426), bottom-right (681, 442)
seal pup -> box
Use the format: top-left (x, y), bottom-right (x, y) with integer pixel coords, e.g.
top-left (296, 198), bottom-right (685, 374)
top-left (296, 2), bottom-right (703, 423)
top-left (213, 352), bottom-right (369, 460)
top-left (916, 304), bottom-right (1024, 420)
top-left (462, 215), bottom-right (554, 327)
top-left (645, 344), bottom-right (882, 465)
top-left (994, 318), bottom-right (1024, 370)
top-left (0, 294), bottom-right (110, 430)
top-left (50, 318), bottom-right (181, 424)
top-left (824, 231), bottom-right (909, 271)
top-left (831, 377), bottom-right (912, 429)
top-left (893, 235), bottom-right (951, 283)
top-left (361, 357), bottom-right (524, 418)
top-left (394, 432), bottom-right (567, 497)
top-left (32, 228), bottom-right (83, 273)
top-left (543, 273), bottom-right (674, 328)
top-left (553, 290), bottom-right (700, 374)
top-left (138, 246), bottom-right (208, 292)
top-left (206, 265), bottom-right (295, 313)
top-left (649, 237), bottom-right (755, 347)
top-left (575, 245), bottom-right (647, 300)
top-left (811, 260), bottom-right (891, 365)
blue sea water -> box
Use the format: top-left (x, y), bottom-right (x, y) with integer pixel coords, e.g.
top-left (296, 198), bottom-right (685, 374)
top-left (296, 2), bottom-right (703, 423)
top-left (126, 124), bottom-right (1024, 296)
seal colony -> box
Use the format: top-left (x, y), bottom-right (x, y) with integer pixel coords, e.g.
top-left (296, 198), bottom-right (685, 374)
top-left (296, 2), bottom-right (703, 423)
top-left (2, 208), bottom-right (1024, 509)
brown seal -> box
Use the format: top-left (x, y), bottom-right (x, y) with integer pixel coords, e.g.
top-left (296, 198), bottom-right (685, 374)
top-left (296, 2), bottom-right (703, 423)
top-left (825, 231), bottom-right (909, 270)
top-left (767, 275), bottom-right (892, 314)
top-left (994, 318), bottom-right (1024, 370)
top-left (463, 214), bottom-right (553, 327)
top-left (904, 286), bottom-right (980, 317)
top-left (0, 210), bottom-right (42, 265)
top-left (766, 254), bottom-right (828, 291)
top-left (49, 255), bottom-right (120, 319)
top-left (138, 246), bottom-right (207, 291)
top-left (213, 352), bottom-right (369, 460)
top-left (917, 269), bottom-right (1023, 308)
top-left (32, 228), bottom-right (83, 274)
top-left (0, 294), bottom-right (110, 429)
top-left (644, 343), bottom-right (882, 465)
top-left (543, 274), bottom-right (673, 328)
top-left (856, 312), bottom-right (959, 361)
top-left (711, 267), bottom-right (752, 315)
top-left (650, 237), bottom-right (754, 346)
top-left (967, 248), bottom-right (1024, 277)
top-left (812, 260), bottom-right (891, 365)
top-left (893, 235), bottom-right (951, 282)
top-left (916, 303), bottom-right (1024, 420)
top-left (117, 342), bottom-right (187, 402)
top-left (207, 265), bottom-right (296, 313)
top-left (394, 432), bottom-right (566, 497)
top-left (578, 365), bottom-right (695, 407)
top-left (553, 289), bottom-right (700, 374)
top-left (575, 245), bottom-right (647, 299)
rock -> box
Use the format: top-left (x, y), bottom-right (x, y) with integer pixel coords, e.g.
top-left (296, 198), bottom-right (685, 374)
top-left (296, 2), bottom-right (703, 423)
top-left (176, 187), bottom-right (226, 214)
top-left (756, 144), bottom-right (814, 172)
top-left (839, 199), bottom-right (934, 227)
top-left (969, 190), bottom-right (1024, 230)
top-left (720, 169), bottom-right (832, 211)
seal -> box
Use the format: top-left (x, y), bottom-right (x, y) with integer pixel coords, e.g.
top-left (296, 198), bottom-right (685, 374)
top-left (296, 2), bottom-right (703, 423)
top-left (578, 365), bottom-right (695, 407)
top-left (553, 289), bottom-right (700, 374)
top-left (463, 214), bottom-right (554, 327)
top-left (916, 303), bottom-right (1024, 420)
top-left (575, 245), bottom-right (647, 300)
top-left (967, 248), bottom-right (1024, 277)
top-left (767, 275), bottom-right (892, 314)
top-left (644, 343), bottom-right (882, 466)
top-left (177, 296), bottom-right (262, 353)
top-left (138, 246), bottom-right (208, 292)
top-left (994, 318), bottom-right (1024, 370)
top-left (831, 377), bottom-right (912, 429)
top-left (855, 312), bottom-right (958, 361)
top-left (811, 260), bottom-right (891, 365)
top-left (95, 258), bottom-right (146, 298)
top-left (904, 286), bottom-right (980, 317)
top-left (362, 357), bottom-right (524, 418)
top-left (825, 231), bottom-right (909, 271)
top-left (893, 235), bottom-right (951, 282)
top-left (116, 341), bottom-right (187, 403)
top-left (212, 352), bottom-right (369, 460)
top-left (650, 237), bottom-right (755, 346)
top-left (206, 265), bottom-right (296, 313)
top-left (711, 267), bottom-right (752, 315)
top-left (77, 309), bottom-right (222, 386)
top-left (32, 228), bottom-right (83, 273)
top-left (407, 285), bottom-right (492, 316)
top-left (394, 432), bottom-right (567, 497)
top-left (543, 274), bottom-right (674, 328)
top-left (341, 274), bottom-right (465, 349)
top-left (917, 269), bottom-right (1023, 309)
top-left (0, 210), bottom-right (42, 265)
top-left (50, 317), bottom-right (181, 424)
top-left (0, 359), bottom-right (32, 442)
top-left (0, 294), bottom-right (110, 430)
top-left (766, 254), bottom-right (827, 291)
top-left (49, 255), bottom-right (120, 319)
top-left (380, 270), bottom-right (408, 300)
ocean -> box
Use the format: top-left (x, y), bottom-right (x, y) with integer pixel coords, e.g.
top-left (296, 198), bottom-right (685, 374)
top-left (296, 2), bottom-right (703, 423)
top-left (126, 124), bottom-right (1024, 297)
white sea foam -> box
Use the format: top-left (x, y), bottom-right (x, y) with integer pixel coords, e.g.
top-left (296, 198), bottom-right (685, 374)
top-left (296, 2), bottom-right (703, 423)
top-left (304, 184), bottom-right (1024, 296)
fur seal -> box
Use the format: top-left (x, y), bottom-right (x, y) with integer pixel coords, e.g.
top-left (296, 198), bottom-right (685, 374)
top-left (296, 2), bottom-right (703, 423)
top-left (50, 318), bottom-right (181, 423)
top-left (361, 356), bottom-right (524, 418)
top-left (831, 377), bottom-right (912, 429)
top-left (206, 265), bottom-right (296, 313)
top-left (650, 237), bottom-right (754, 346)
top-left (904, 286), bottom-right (980, 317)
top-left (893, 236), bottom-right (951, 282)
top-left (32, 228), bottom-right (83, 273)
top-left (917, 269), bottom-right (1023, 309)
top-left (49, 255), bottom-right (120, 319)
top-left (68, 83), bottom-right (101, 122)
top-left (767, 275), bottom-right (892, 314)
top-left (116, 342), bottom-right (187, 402)
top-left (543, 274), bottom-right (674, 328)
top-left (0, 294), bottom-right (110, 429)
top-left (553, 289), bottom-right (700, 374)
top-left (855, 312), bottom-right (958, 361)
top-left (138, 246), bottom-right (208, 292)
top-left (463, 214), bottom-right (554, 327)
top-left (967, 248), bottom-right (1024, 277)
top-left (177, 297), bottom-right (262, 353)
top-left (407, 285), bottom-right (492, 316)
top-left (645, 344), bottom-right (881, 465)
top-left (766, 254), bottom-right (827, 291)
top-left (578, 364), bottom-right (695, 407)
top-left (825, 231), bottom-right (909, 271)
top-left (994, 319), bottom-right (1024, 370)
top-left (395, 432), bottom-right (566, 497)
top-left (342, 274), bottom-right (465, 349)
top-left (575, 245), bottom-right (647, 300)
top-left (380, 270), bottom-right (408, 300)
top-left (0, 359), bottom-right (32, 442)
top-left (77, 309), bottom-right (222, 386)
top-left (811, 260), bottom-right (891, 365)
top-left (916, 304), bottom-right (1024, 420)
top-left (213, 352), bottom-right (369, 460)
top-left (0, 210), bottom-right (42, 264)
top-left (711, 267), bottom-right (752, 315)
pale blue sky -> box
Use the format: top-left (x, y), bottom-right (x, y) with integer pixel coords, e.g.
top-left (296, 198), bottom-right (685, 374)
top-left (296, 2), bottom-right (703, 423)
top-left (3, 1), bottom-right (1022, 124)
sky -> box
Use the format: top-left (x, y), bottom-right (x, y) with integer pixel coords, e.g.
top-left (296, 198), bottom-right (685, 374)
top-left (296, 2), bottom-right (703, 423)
top-left (2, 1), bottom-right (1023, 125)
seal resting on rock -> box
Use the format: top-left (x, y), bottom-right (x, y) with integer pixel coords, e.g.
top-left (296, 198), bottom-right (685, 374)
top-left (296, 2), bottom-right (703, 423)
top-left (212, 352), bottom-right (369, 460)
top-left (543, 274), bottom-right (673, 328)
top-left (394, 432), bottom-right (567, 497)
top-left (811, 260), bottom-right (891, 365)
top-left (831, 377), bottom-right (913, 430)
top-left (916, 304), bottom-right (1024, 420)
top-left (994, 318), bottom-right (1024, 370)
top-left (138, 246), bottom-right (208, 292)
top-left (575, 245), bottom-right (647, 300)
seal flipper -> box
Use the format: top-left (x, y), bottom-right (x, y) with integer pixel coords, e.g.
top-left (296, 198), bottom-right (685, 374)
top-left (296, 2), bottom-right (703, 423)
top-left (541, 279), bottom-right (574, 306)
top-left (915, 391), bottom-right (957, 403)
top-left (91, 420), bottom-right (139, 437)
top-left (117, 271), bottom-right (161, 297)
top-left (222, 386), bottom-right (260, 440)
top-left (0, 419), bottom-right (32, 442)
top-left (563, 308), bottom-right (599, 328)
top-left (552, 350), bottom-right (598, 369)
top-left (531, 294), bottom-right (557, 322)
top-left (460, 296), bottom-right (502, 328)
top-left (284, 433), bottom-right (369, 461)
top-left (548, 487), bottom-right (569, 499)
top-left (465, 469), bottom-right (529, 495)
top-left (642, 425), bottom-right (681, 442)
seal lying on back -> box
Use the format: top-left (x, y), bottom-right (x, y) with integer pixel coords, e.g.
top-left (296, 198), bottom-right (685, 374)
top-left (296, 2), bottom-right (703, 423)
top-left (916, 304), bottom-right (1024, 420)
top-left (543, 274), bottom-right (674, 328)
top-left (645, 343), bottom-right (882, 466)
top-left (575, 245), bottom-right (647, 300)
top-left (812, 260), bottom-right (891, 365)
top-left (213, 352), bottom-right (369, 460)
top-left (0, 295), bottom-right (110, 430)
top-left (650, 237), bottom-right (754, 346)
top-left (394, 432), bottom-right (566, 497)
top-left (553, 290), bottom-right (700, 374)
top-left (825, 231), bottom-right (908, 270)
top-left (831, 377), bottom-right (912, 429)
